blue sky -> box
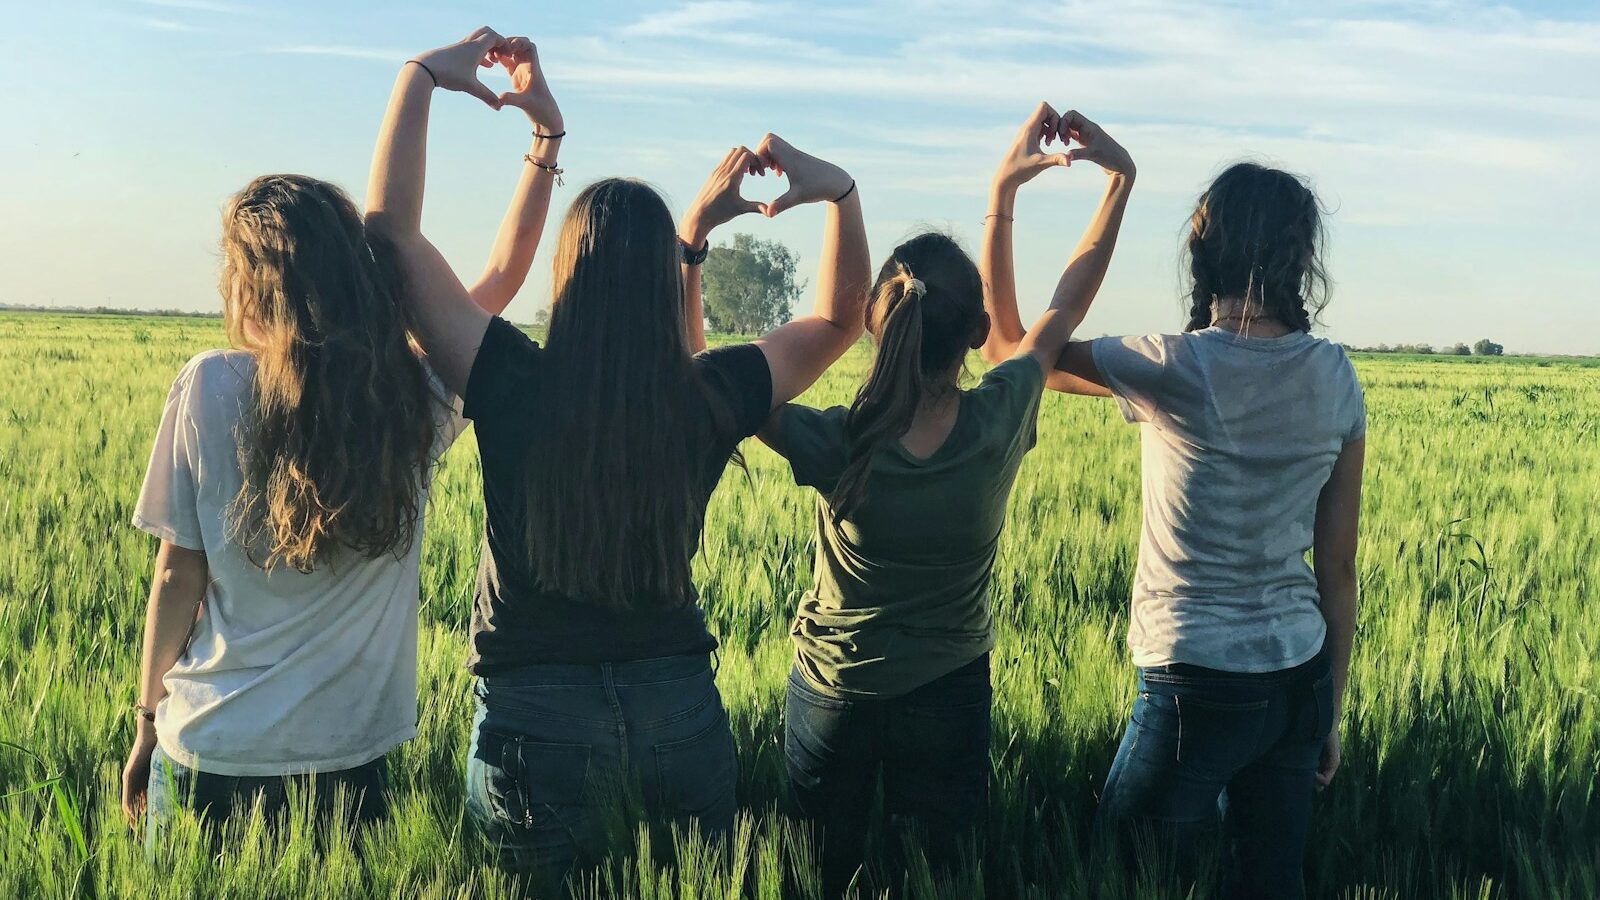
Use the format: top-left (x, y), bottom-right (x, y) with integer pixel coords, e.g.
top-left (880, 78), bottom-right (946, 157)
top-left (2, 0), bottom-right (1596, 353)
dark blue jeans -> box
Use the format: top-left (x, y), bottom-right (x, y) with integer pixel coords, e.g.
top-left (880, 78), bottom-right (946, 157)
top-left (1097, 648), bottom-right (1335, 900)
top-left (785, 654), bottom-right (992, 897)
top-left (144, 745), bottom-right (389, 847)
top-left (465, 652), bottom-right (736, 879)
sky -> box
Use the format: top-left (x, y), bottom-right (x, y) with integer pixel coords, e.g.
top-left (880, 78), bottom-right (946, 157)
top-left (2, 0), bottom-right (1597, 354)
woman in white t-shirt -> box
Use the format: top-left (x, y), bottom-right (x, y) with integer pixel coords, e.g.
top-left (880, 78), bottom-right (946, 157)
top-left (119, 41), bottom-right (565, 840)
top-left (983, 154), bottom-right (1365, 898)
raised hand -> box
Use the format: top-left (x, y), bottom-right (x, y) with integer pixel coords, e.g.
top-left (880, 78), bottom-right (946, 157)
top-left (1058, 110), bottom-right (1135, 177)
top-left (681, 147), bottom-right (766, 248)
top-left (491, 36), bottom-right (562, 132)
top-left (756, 134), bottom-right (854, 218)
top-left (994, 101), bottom-right (1071, 192)
top-left (410, 26), bottom-right (504, 110)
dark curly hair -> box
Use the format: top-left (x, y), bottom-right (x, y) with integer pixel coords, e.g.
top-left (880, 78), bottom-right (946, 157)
top-left (1183, 162), bottom-right (1329, 332)
top-left (221, 174), bottom-right (440, 573)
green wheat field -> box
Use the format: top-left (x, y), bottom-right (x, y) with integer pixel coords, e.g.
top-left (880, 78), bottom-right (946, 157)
top-left (2, 312), bottom-right (1597, 899)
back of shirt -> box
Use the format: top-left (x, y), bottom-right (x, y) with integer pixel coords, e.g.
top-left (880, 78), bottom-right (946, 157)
top-left (133, 350), bottom-right (463, 776)
top-left (780, 356), bottom-right (1045, 698)
top-left (1091, 328), bottom-right (1366, 673)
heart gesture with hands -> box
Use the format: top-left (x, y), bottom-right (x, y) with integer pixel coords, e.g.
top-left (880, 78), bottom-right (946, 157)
top-left (680, 135), bottom-right (855, 249)
top-left (410, 27), bottom-right (507, 110)
top-left (490, 36), bottom-right (563, 134)
top-left (994, 101), bottom-right (1072, 192)
top-left (1057, 109), bottom-right (1135, 178)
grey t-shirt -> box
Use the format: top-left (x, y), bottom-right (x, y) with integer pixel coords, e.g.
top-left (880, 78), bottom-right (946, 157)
top-left (1092, 327), bottom-right (1365, 673)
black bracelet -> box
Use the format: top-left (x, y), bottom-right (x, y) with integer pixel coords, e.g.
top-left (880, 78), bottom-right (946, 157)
top-left (680, 237), bottom-right (710, 266)
top-left (533, 130), bottom-right (566, 140)
top-left (833, 180), bottom-right (857, 203)
top-left (406, 59), bottom-right (439, 88)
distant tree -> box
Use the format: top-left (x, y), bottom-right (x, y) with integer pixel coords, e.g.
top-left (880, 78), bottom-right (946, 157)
top-left (702, 233), bottom-right (802, 334)
top-left (529, 306), bottom-right (551, 330)
top-left (1473, 338), bottom-right (1505, 357)
top-left (1449, 343), bottom-right (1471, 356)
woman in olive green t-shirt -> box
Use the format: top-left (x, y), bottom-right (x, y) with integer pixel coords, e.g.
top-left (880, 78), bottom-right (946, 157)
top-left (758, 102), bottom-right (1136, 896)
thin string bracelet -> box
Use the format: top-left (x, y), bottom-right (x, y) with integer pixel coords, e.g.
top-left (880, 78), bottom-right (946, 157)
top-left (984, 212), bottom-right (1015, 224)
top-left (405, 59), bottom-right (438, 87)
top-left (524, 154), bottom-right (565, 186)
top-left (833, 180), bottom-right (857, 203)
top-left (533, 130), bottom-right (566, 141)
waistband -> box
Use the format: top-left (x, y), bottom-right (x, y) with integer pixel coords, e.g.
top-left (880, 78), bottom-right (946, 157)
top-left (481, 651), bottom-right (714, 689)
top-left (1140, 645), bottom-right (1331, 687)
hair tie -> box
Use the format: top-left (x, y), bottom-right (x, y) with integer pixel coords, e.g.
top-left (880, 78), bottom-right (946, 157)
top-left (903, 277), bottom-right (926, 300)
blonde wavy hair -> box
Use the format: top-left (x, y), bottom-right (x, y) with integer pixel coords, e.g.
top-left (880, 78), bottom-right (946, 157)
top-left (220, 174), bottom-right (439, 573)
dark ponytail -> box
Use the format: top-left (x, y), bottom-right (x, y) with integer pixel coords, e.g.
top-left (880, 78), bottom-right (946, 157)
top-left (829, 233), bottom-right (985, 521)
top-left (830, 269), bottom-right (926, 518)
top-left (1183, 162), bottom-right (1328, 332)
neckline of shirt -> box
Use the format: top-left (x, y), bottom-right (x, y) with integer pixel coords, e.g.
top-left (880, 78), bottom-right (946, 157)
top-left (1194, 326), bottom-right (1314, 351)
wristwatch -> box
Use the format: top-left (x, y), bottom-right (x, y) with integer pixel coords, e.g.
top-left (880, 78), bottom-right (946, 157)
top-left (679, 237), bottom-right (710, 266)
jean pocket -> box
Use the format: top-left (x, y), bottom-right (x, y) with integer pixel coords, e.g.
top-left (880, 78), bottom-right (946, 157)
top-left (652, 715), bottom-right (737, 829)
top-left (1299, 671), bottom-right (1337, 745)
top-left (480, 728), bottom-right (592, 834)
top-left (1173, 694), bottom-right (1269, 779)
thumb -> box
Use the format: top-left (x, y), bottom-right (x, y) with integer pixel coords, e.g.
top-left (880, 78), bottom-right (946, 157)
top-left (741, 199), bottom-right (763, 216)
top-left (1065, 148), bottom-right (1092, 166)
top-left (765, 186), bottom-right (803, 218)
top-left (467, 79), bottom-right (502, 110)
top-left (1047, 153), bottom-right (1071, 168)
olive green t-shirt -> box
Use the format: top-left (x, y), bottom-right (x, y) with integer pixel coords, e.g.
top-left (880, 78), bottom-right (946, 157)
top-left (778, 356), bottom-right (1045, 698)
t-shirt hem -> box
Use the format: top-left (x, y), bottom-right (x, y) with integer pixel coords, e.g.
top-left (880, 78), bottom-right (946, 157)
top-left (469, 638), bottom-right (720, 675)
top-left (155, 723), bottom-right (416, 777)
top-left (131, 514), bottom-right (204, 552)
top-left (1129, 637), bottom-right (1326, 674)
top-left (792, 640), bottom-right (995, 700)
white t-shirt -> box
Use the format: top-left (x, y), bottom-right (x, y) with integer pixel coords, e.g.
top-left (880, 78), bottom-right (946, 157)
top-left (133, 349), bottom-right (464, 776)
top-left (1092, 328), bottom-right (1366, 673)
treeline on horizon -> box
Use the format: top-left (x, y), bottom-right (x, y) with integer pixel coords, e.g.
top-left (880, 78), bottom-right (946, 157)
top-left (0, 305), bottom-right (1537, 360)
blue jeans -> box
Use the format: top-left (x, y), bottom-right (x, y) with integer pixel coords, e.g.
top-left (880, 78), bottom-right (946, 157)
top-left (144, 745), bottom-right (389, 847)
top-left (785, 654), bottom-right (991, 897)
top-left (1097, 648), bottom-right (1335, 900)
top-left (465, 652), bottom-right (736, 879)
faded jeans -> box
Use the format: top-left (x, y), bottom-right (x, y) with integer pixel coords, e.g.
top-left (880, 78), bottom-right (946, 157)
top-left (1097, 647), bottom-right (1335, 900)
top-left (465, 652), bottom-right (737, 880)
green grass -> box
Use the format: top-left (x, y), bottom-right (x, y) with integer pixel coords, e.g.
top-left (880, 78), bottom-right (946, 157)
top-left (1, 311), bottom-right (1597, 898)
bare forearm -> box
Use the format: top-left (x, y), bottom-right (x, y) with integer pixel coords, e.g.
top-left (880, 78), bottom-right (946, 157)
top-left (981, 184), bottom-right (1026, 363)
top-left (137, 545), bottom-right (207, 710)
top-left (1049, 173), bottom-right (1133, 329)
top-left (470, 135), bottom-right (562, 315)
top-left (1319, 573), bottom-right (1359, 717)
top-left (812, 190), bottom-right (870, 332)
top-left (681, 261), bottom-right (707, 354)
top-left (365, 65), bottom-right (435, 237)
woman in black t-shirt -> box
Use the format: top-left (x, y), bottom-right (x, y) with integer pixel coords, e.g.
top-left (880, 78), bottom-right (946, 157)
top-left (364, 29), bottom-right (872, 879)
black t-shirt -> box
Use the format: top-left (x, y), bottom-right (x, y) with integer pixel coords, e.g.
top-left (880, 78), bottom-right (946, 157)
top-left (461, 316), bottom-right (773, 673)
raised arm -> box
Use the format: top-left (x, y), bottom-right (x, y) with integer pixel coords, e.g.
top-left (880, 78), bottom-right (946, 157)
top-left (1312, 437), bottom-right (1364, 789)
top-left (678, 147), bottom-right (767, 353)
top-left (121, 541), bottom-right (207, 828)
top-left (365, 28), bottom-right (505, 396)
top-left (750, 134), bottom-right (871, 409)
top-left (468, 37), bottom-right (566, 317)
top-left (982, 108), bottom-right (1134, 395)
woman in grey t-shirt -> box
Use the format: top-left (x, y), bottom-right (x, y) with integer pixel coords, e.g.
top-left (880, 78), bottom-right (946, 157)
top-left (983, 160), bottom-right (1365, 898)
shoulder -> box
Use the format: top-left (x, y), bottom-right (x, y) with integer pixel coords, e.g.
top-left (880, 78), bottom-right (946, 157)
top-left (172, 349), bottom-right (253, 406)
top-left (973, 355), bottom-right (1046, 401)
top-left (1092, 332), bottom-right (1187, 363)
top-left (693, 341), bottom-right (770, 381)
top-left (693, 342), bottom-right (774, 437)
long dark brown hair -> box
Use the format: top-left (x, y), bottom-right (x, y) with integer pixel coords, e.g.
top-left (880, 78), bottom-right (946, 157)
top-left (523, 178), bottom-right (726, 607)
top-left (1183, 162), bottom-right (1330, 332)
top-left (221, 174), bottom-right (439, 573)
top-left (830, 233), bottom-right (985, 519)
